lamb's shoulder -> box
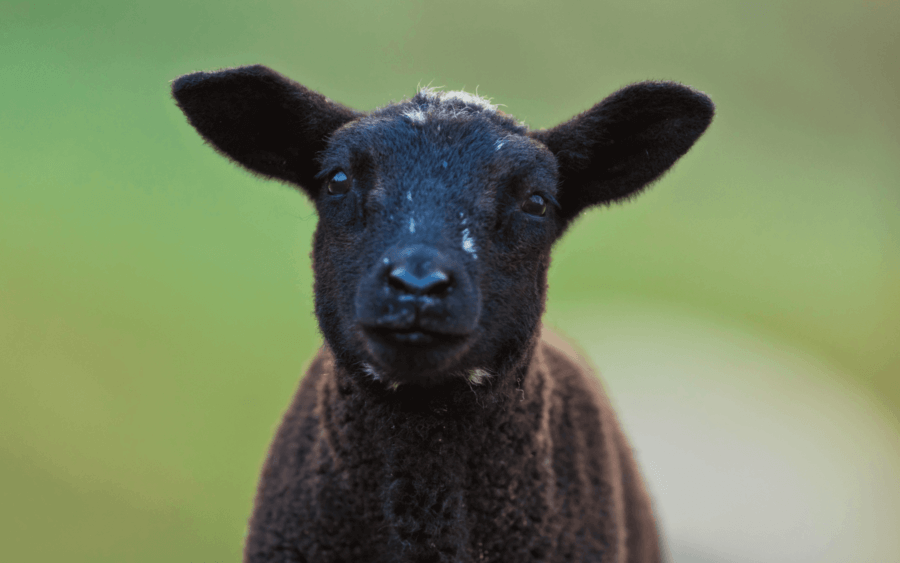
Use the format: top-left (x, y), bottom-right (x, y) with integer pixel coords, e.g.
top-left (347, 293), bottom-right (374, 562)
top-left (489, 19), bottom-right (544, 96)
top-left (538, 329), bottom-right (663, 563)
top-left (246, 349), bottom-right (391, 562)
top-left (243, 350), bottom-right (324, 560)
top-left (538, 327), bottom-right (616, 434)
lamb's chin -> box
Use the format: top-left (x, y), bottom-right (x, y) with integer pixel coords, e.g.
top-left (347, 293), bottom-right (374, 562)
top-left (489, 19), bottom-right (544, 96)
top-left (359, 328), bottom-right (475, 386)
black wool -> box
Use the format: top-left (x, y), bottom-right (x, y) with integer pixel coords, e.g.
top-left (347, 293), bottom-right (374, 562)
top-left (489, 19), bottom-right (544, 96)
top-left (172, 65), bottom-right (714, 563)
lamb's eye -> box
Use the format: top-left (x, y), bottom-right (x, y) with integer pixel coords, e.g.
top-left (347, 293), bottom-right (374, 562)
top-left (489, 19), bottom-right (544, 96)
top-left (327, 171), bottom-right (352, 195)
top-left (521, 194), bottom-right (547, 217)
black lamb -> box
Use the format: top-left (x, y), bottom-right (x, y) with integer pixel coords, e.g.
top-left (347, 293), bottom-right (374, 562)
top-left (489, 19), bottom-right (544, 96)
top-left (172, 64), bottom-right (714, 563)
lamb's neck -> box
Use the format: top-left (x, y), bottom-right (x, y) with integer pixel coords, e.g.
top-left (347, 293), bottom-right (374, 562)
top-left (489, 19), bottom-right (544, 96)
top-left (320, 351), bottom-right (537, 562)
top-left (333, 358), bottom-right (526, 463)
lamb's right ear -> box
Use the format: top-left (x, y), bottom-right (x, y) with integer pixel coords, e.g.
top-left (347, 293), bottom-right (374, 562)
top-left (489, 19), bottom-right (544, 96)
top-left (172, 65), bottom-right (360, 199)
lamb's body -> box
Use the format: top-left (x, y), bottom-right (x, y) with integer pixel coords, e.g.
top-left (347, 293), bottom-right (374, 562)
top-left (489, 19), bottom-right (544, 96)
top-left (172, 64), bottom-right (713, 563)
top-left (246, 333), bottom-right (660, 563)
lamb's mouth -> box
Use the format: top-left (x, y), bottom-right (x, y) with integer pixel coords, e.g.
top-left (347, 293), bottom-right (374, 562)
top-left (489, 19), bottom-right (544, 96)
top-left (365, 326), bottom-right (468, 348)
top-left (360, 325), bottom-right (475, 384)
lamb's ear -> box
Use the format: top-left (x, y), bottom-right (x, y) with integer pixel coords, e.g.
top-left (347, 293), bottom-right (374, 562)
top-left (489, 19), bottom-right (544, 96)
top-left (530, 82), bottom-right (714, 222)
top-left (172, 65), bottom-right (360, 199)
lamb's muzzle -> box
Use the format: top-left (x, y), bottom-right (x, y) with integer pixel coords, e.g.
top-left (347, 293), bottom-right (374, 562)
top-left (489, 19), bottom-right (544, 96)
top-left (357, 242), bottom-right (478, 350)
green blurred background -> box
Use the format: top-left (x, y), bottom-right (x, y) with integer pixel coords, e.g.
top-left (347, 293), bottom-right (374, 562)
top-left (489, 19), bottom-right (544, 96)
top-left (2, 1), bottom-right (898, 561)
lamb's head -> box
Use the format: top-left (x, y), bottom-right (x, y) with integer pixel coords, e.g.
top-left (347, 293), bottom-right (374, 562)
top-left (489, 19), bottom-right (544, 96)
top-left (173, 65), bottom-right (714, 387)
top-left (311, 89), bottom-right (563, 386)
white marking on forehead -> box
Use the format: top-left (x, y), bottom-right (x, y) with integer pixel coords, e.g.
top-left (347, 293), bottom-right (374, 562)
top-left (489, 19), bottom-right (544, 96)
top-left (403, 109), bottom-right (426, 124)
top-left (409, 218), bottom-right (416, 234)
top-left (435, 90), bottom-right (497, 112)
top-left (406, 191), bottom-right (412, 201)
top-left (461, 228), bottom-right (477, 259)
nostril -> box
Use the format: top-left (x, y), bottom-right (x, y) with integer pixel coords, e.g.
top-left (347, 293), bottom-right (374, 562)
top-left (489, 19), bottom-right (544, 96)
top-left (424, 271), bottom-right (452, 295)
top-left (388, 266), bottom-right (452, 295)
top-left (387, 267), bottom-right (410, 292)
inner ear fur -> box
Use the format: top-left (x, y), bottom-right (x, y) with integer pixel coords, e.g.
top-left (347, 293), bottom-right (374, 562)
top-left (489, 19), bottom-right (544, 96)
top-left (530, 82), bottom-right (714, 222)
top-left (172, 65), bottom-right (360, 199)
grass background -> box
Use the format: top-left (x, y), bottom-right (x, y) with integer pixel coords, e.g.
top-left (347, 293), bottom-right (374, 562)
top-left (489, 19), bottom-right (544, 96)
top-left (1, 1), bottom-right (898, 561)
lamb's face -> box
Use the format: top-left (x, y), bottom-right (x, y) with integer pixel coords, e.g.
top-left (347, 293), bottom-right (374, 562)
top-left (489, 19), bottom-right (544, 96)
top-left (172, 66), bottom-right (714, 388)
top-left (313, 94), bottom-right (560, 386)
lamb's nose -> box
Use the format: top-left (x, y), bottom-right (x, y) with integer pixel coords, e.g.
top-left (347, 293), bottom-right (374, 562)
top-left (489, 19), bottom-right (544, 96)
top-left (388, 266), bottom-right (450, 295)
top-left (385, 245), bottom-right (454, 296)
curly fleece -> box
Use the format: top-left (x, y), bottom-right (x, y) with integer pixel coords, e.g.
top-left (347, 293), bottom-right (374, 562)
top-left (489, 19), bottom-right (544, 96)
top-left (245, 332), bottom-right (660, 563)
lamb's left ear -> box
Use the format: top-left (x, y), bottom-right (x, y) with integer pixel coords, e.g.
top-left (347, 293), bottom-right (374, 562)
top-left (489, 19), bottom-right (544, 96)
top-left (172, 65), bottom-right (360, 199)
top-left (529, 82), bottom-right (714, 222)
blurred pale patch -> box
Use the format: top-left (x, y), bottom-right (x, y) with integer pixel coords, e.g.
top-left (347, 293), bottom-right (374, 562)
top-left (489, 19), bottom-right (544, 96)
top-left (547, 300), bottom-right (900, 563)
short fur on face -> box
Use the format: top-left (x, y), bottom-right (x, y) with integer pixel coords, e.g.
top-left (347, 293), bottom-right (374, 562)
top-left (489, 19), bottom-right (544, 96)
top-left (172, 65), bottom-right (714, 389)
